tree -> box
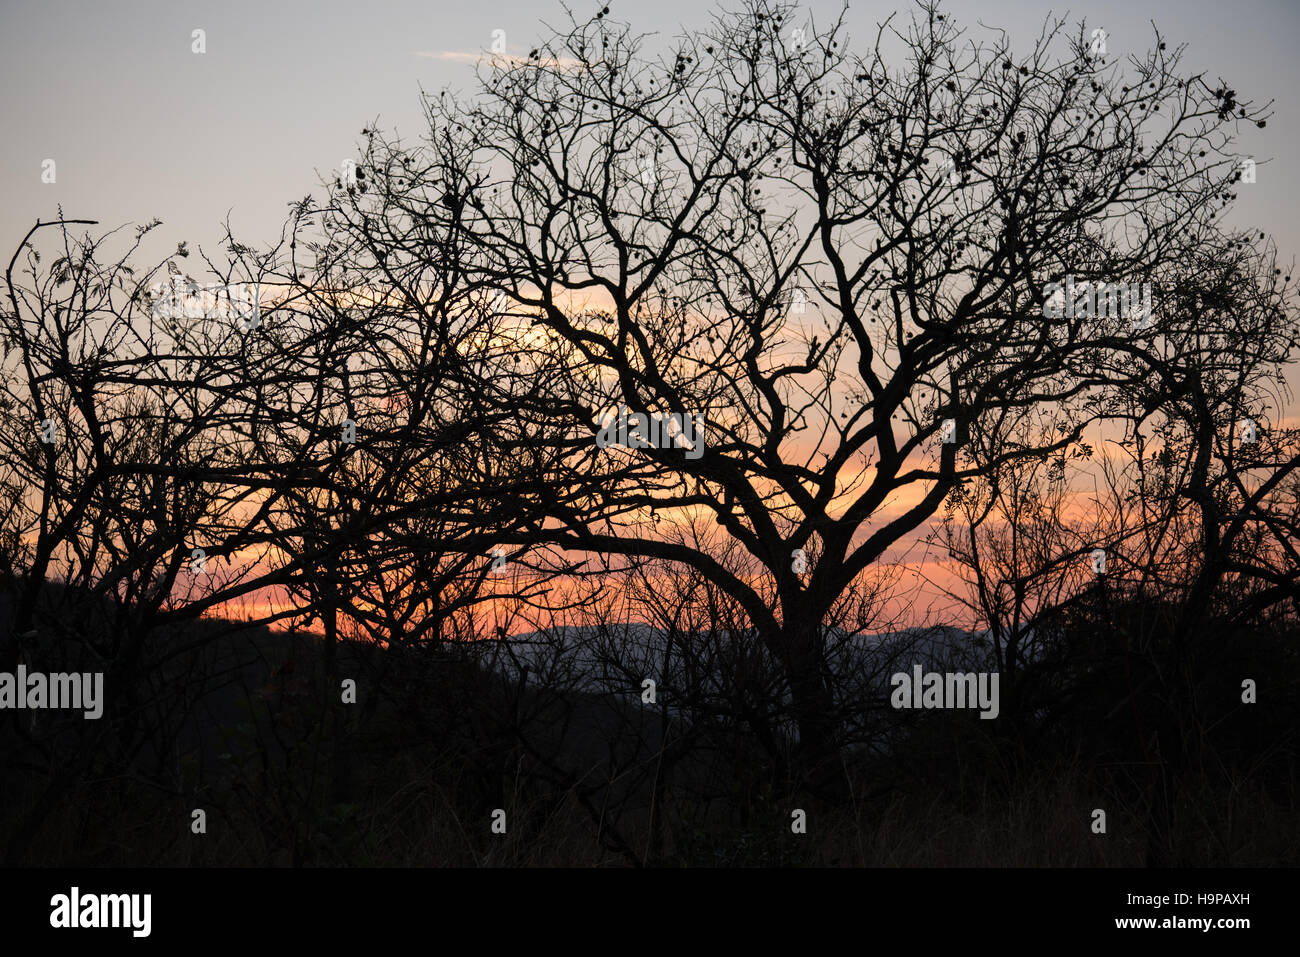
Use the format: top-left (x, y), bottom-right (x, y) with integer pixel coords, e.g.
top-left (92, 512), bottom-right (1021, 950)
top-left (340, 0), bottom-right (1290, 794)
top-left (0, 207), bottom-right (574, 856)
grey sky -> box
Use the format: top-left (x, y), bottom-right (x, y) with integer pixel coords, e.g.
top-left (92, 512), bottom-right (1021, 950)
top-left (3, 0), bottom-right (1297, 293)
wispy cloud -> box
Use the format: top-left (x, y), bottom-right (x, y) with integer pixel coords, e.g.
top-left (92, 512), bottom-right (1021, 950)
top-left (413, 50), bottom-right (586, 70)
top-left (412, 50), bottom-right (483, 63)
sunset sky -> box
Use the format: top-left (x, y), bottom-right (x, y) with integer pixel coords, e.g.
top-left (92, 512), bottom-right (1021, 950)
top-left (3, 0), bottom-right (1297, 632)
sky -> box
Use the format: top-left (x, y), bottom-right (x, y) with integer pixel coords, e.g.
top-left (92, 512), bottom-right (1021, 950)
top-left (3, 0), bottom-right (1298, 631)
top-left (2, 0), bottom-right (1298, 261)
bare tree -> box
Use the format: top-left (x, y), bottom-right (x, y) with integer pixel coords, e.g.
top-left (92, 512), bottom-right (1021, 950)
top-left (341, 0), bottom-right (1289, 794)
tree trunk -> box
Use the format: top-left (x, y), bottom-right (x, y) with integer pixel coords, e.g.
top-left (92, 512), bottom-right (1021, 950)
top-left (781, 621), bottom-right (848, 802)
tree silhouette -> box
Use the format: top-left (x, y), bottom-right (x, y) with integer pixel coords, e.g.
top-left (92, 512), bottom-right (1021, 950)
top-left (337, 0), bottom-right (1291, 793)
